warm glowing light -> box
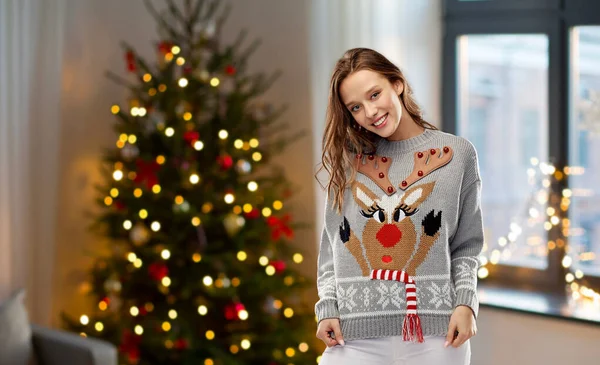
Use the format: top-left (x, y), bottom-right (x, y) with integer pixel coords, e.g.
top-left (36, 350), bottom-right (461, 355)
top-left (203, 276), bottom-right (213, 286)
top-left (205, 330), bottom-right (215, 340)
top-left (299, 342), bottom-right (309, 352)
top-left (266, 266), bottom-right (276, 276)
top-left (134, 188), bottom-right (143, 198)
top-left (237, 251), bottom-right (247, 261)
top-left (143, 73), bottom-right (152, 82)
top-left (190, 174), bottom-right (200, 184)
top-left (193, 253), bottom-right (202, 262)
top-left (130, 306), bottom-right (139, 317)
top-left (252, 152), bottom-right (262, 161)
top-left (80, 315), bottom-right (89, 325)
top-left (241, 339), bottom-right (251, 350)
top-left (134, 325), bottom-right (143, 335)
top-left (178, 78), bottom-right (189, 87)
top-left (139, 209), bottom-right (148, 219)
top-left (113, 170), bottom-right (123, 181)
top-left (183, 112), bottom-right (192, 120)
top-left (249, 138), bottom-right (259, 148)
top-left (165, 127), bottom-right (175, 137)
top-left (198, 305), bottom-right (208, 315)
top-left (161, 249), bottom-right (171, 259)
top-left (111, 105), bottom-right (120, 114)
top-left (194, 141), bottom-right (204, 150)
top-left (293, 253), bottom-right (303, 264)
top-left (152, 184), bottom-right (161, 194)
top-left (238, 310), bottom-right (249, 320)
top-left (286, 347), bottom-right (296, 357)
top-left (259, 256), bottom-right (269, 266)
top-left (162, 322), bottom-right (171, 331)
top-left (210, 77), bottom-right (220, 87)
top-left (273, 200), bottom-right (283, 210)
top-left (219, 130), bottom-right (229, 139)
top-left (151, 221), bottom-right (161, 231)
top-left (95, 322), bottom-right (104, 332)
top-left (168, 310), bottom-right (177, 319)
top-left (262, 207), bottom-right (272, 217)
top-left (192, 217), bottom-right (201, 226)
top-left (224, 193), bottom-right (235, 204)
top-left (248, 181), bottom-right (258, 191)
top-left (234, 139), bottom-right (244, 149)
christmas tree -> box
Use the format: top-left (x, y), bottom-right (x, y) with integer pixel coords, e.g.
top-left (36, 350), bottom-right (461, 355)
top-left (62, 1), bottom-right (320, 364)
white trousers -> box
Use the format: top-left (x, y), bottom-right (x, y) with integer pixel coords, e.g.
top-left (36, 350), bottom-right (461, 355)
top-left (319, 336), bottom-right (471, 365)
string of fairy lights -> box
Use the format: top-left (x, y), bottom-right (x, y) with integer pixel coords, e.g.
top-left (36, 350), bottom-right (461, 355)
top-left (477, 157), bottom-right (600, 307)
top-left (76, 43), bottom-right (317, 363)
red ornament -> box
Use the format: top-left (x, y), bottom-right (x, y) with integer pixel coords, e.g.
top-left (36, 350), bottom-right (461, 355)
top-left (401, 180), bottom-right (408, 187)
top-left (418, 170), bottom-right (423, 177)
top-left (368, 155), bottom-right (375, 160)
top-left (183, 131), bottom-right (200, 145)
top-left (443, 146), bottom-right (449, 153)
top-left (114, 201), bottom-right (126, 211)
top-left (174, 338), bottom-right (189, 350)
top-left (430, 149), bottom-right (436, 155)
top-left (119, 329), bottom-right (141, 364)
top-left (148, 262), bottom-right (169, 281)
top-left (244, 208), bottom-right (261, 219)
top-left (271, 260), bottom-right (286, 273)
top-left (225, 65), bottom-right (236, 75)
top-left (417, 152), bottom-right (424, 158)
top-left (381, 157), bottom-right (388, 163)
top-left (217, 155), bottom-right (234, 170)
top-left (158, 41), bottom-right (173, 55)
top-left (134, 159), bottom-right (160, 190)
top-left (224, 302), bottom-right (246, 320)
top-left (266, 214), bottom-right (294, 241)
top-left (125, 51), bottom-right (136, 72)
top-left (387, 186), bottom-right (394, 193)
top-left (379, 172), bottom-right (385, 178)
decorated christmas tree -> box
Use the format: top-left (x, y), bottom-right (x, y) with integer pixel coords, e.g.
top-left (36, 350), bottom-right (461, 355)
top-left (62, 1), bottom-right (320, 364)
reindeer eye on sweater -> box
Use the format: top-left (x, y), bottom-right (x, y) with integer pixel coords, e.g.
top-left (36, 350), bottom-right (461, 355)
top-left (360, 204), bottom-right (385, 222)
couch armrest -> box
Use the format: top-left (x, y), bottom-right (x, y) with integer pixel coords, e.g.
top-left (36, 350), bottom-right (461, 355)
top-left (31, 324), bottom-right (117, 365)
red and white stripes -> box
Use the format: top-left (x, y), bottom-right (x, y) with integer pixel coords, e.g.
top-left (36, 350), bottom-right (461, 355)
top-left (370, 269), bottom-right (424, 343)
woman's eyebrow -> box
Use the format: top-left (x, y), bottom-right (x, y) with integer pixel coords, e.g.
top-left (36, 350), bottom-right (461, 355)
top-left (345, 85), bottom-right (379, 107)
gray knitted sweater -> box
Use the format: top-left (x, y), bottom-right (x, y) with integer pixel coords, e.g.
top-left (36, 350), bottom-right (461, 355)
top-left (315, 128), bottom-right (483, 342)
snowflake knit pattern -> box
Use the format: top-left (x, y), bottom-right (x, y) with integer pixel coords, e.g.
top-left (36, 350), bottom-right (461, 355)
top-left (315, 128), bottom-right (484, 343)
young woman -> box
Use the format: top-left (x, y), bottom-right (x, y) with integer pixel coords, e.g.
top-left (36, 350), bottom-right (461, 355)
top-left (314, 48), bottom-right (483, 365)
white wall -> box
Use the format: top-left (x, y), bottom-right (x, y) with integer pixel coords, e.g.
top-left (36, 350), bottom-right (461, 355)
top-left (472, 307), bottom-right (600, 364)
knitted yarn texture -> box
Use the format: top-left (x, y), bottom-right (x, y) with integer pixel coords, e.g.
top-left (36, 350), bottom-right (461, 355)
top-left (315, 128), bottom-right (484, 342)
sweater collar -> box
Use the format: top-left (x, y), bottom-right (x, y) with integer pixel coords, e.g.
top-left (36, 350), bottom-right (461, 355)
top-left (376, 128), bottom-right (436, 155)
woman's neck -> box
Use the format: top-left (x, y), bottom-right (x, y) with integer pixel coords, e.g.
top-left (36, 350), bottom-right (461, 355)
top-left (386, 112), bottom-right (425, 141)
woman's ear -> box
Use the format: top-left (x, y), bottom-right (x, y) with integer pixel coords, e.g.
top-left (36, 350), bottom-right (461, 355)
top-left (395, 81), bottom-right (404, 96)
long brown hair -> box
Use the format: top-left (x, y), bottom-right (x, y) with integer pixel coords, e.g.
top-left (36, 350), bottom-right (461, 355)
top-left (316, 48), bottom-right (437, 213)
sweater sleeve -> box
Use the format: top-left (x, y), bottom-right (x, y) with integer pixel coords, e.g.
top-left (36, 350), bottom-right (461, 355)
top-left (449, 153), bottom-right (484, 318)
top-left (314, 198), bottom-right (339, 323)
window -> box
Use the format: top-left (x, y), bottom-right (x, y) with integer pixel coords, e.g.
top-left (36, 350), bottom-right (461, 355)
top-left (569, 26), bottom-right (600, 278)
top-left (443, 0), bottom-right (600, 295)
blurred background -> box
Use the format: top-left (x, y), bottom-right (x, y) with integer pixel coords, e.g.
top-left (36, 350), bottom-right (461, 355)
top-left (1, 0), bottom-right (599, 364)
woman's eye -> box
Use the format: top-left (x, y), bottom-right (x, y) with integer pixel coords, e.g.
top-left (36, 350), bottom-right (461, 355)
top-left (371, 92), bottom-right (380, 99)
top-left (351, 105), bottom-right (359, 112)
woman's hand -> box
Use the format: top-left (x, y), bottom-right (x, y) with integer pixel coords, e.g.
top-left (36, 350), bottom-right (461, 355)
top-left (316, 318), bottom-right (345, 347)
top-left (445, 305), bottom-right (477, 348)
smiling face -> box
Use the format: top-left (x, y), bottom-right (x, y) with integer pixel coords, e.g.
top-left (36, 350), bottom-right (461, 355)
top-left (339, 69), bottom-right (405, 139)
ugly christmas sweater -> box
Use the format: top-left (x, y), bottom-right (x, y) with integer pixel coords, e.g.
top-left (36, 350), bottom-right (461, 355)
top-left (315, 128), bottom-right (484, 343)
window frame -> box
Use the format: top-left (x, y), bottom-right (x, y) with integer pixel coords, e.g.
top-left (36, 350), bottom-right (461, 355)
top-left (442, 0), bottom-right (600, 293)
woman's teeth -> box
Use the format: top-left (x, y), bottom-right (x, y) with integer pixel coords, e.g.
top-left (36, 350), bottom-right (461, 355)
top-left (373, 114), bottom-right (387, 127)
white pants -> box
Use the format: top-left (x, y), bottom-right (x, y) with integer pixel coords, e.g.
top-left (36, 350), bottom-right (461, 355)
top-left (319, 336), bottom-right (471, 365)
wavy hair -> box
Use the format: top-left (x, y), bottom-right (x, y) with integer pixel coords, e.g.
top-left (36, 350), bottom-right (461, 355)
top-left (316, 48), bottom-right (437, 213)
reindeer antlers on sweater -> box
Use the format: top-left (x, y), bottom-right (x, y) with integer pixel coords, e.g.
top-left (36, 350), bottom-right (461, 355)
top-left (355, 154), bottom-right (397, 196)
top-left (400, 147), bottom-right (453, 190)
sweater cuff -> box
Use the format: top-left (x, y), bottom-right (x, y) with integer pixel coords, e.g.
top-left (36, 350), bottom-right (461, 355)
top-left (315, 299), bottom-right (339, 323)
top-left (454, 289), bottom-right (479, 319)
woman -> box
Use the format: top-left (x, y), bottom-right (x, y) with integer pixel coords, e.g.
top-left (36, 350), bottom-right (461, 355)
top-left (314, 48), bottom-right (483, 365)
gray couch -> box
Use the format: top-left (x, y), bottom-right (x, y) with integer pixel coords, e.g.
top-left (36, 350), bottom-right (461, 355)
top-left (0, 289), bottom-right (117, 365)
top-left (32, 324), bottom-right (117, 365)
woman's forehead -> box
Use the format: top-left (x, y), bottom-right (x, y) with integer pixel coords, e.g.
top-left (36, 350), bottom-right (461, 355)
top-left (340, 70), bottom-right (388, 103)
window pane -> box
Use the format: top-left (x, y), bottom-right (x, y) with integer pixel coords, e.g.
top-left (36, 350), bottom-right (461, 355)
top-left (568, 26), bottom-right (600, 277)
top-left (457, 34), bottom-right (549, 269)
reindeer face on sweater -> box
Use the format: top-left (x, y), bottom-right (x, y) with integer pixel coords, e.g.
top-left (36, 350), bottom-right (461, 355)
top-left (340, 148), bottom-right (452, 277)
